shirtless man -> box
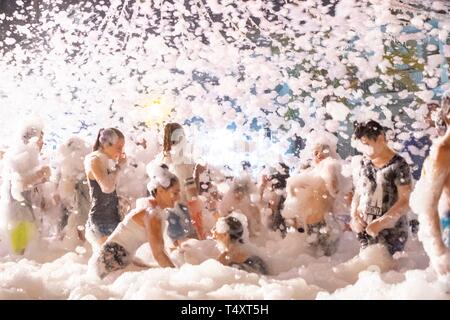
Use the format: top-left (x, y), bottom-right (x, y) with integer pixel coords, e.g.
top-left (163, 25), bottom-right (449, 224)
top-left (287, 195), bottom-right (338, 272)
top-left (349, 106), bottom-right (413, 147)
top-left (283, 141), bottom-right (342, 256)
top-left (411, 91), bottom-right (450, 275)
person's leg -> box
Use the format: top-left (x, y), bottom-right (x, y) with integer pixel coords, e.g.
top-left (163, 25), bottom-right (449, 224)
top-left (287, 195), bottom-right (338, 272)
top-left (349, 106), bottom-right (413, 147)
top-left (378, 217), bottom-right (409, 256)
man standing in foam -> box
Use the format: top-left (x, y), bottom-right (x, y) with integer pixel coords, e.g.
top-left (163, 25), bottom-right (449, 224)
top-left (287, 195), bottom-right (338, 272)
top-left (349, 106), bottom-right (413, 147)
top-left (282, 130), bottom-right (342, 256)
top-left (0, 119), bottom-right (51, 255)
top-left (410, 90), bottom-right (450, 276)
top-left (350, 120), bottom-right (412, 256)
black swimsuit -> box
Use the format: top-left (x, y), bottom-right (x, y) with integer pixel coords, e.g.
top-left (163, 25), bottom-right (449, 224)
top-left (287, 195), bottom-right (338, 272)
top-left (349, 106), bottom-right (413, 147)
top-left (86, 179), bottom-right (121, 238)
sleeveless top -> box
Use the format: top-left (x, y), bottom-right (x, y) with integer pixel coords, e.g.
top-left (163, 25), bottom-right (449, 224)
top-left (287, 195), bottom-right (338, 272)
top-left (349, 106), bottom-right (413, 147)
top-left (87, 178), bottom-right (121, 232)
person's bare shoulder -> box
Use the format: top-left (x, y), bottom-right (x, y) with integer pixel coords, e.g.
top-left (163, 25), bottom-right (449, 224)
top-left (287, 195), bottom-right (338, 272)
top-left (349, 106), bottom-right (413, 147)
top-left (435, 141), bottom-right (450, 168)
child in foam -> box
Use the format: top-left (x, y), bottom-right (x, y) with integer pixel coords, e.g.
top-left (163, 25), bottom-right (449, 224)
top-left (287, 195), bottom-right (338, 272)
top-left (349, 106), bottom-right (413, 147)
top-left (212, 213), bottom-right (269, 275)
top-left (93, 164), bottom-right (179, 279)
top-left (218, 175), bottom-right (262, 239)
top-left (282, 135), bottom-right (342, 256)
top-left (0, 121), bottom-right (51, 255)
top-left (410, 90), bottom-right (450, 276)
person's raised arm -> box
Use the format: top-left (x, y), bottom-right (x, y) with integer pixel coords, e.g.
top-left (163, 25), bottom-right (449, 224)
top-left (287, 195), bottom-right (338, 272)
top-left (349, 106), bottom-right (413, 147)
top-left (89, 156), bottom-right (120, 194)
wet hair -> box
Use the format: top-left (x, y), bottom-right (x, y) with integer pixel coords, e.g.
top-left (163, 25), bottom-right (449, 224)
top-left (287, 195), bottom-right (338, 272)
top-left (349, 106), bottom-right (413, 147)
top-left (241, 160), bottom-right (251, 171)
top-left (163, 122), bottom-right (183, 157)
top-left (353, 120), bottom-right (385, 141)
top-left (150, 164), bottom-right (179, 197)
top-left (22, 127), bottom-right (43, 145)
top-left (268, 163), bottom-right (290, 190)
top-left (225, 216), bottom-right (244, 243)
top-left (93, 128), bottom-right (124, 151)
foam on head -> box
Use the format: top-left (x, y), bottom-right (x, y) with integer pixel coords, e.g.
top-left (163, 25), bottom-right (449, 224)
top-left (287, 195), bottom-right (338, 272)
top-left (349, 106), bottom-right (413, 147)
top-left (99, 128), bottom-right (121, 148)
top-left (18, 116), bottom-right (44, 145)
top-left (146, 163), bottom-right (178, 193)
top-left (304, 130), bottom-right (339, 160)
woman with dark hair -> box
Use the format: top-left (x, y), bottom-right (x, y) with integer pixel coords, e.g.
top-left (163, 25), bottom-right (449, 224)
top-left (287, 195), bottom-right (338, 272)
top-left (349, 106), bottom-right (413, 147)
top-left (92, 164), bottom-right (179, 278)
top-left (84, 128), bottom-right (127, 250)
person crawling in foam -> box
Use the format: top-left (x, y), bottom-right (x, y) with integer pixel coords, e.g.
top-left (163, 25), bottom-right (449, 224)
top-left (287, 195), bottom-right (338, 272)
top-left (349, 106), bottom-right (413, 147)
top-left (212, 213), bottom-right (269, 275)
top-left (410, 90), bottom-right (450, 276)
top-left (282, 134), bottom-right (342, 256)
top-left (92, 164), bottom-right (179, 279)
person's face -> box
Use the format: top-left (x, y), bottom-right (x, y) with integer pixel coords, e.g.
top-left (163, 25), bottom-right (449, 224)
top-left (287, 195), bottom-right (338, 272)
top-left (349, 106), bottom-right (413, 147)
top-left (360, 135), bottom-right (385, 158)
top-left (105, 138), bottom-right (125, 160)
top-left (156, 181), bottom-right (181, 209)
top-left (170, 129), bottom-right (186, 151)
top-left (313, 145), bottom-right (330, 163)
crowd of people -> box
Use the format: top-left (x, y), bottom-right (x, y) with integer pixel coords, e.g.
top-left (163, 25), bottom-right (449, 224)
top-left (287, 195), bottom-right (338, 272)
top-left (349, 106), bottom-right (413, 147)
top-left (0, 91), bottom-right (449, 280)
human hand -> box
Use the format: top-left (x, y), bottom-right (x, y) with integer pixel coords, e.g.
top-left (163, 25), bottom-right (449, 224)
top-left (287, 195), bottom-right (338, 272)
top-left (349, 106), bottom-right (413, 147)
top-left (350, 212), bottom-right (367, 233)
top-left (365, 218), bottom-right (386, 237)
top-left (118, 153), bottom-right (127, 166)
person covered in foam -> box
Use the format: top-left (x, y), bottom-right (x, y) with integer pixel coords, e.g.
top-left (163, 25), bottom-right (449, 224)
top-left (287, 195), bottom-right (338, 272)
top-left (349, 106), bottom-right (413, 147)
top-left (212, 212), bottom-right (269, 275)
top-left (116, 130), bottom-right (159, 217)
top-left (350, 120), bottom-right (412, 257)
top-left (281, 130), bottom-right (343, 256)
top-left (410, 90), bottom-right (450, 276)
top-left (92, 164), bottom-right (179, 279)
top-left (0, 118), bottom-right (51, 255)
top-left (152, 122), bottom-right (197, 203)
top-left (84, 128), bottom-right (127, 251)
top-left (54, 137), bottom-right (91, 242)
top-left (218, 171), bottom-right (262, 239)
top-left (259, 162), bottom-right (290, 237)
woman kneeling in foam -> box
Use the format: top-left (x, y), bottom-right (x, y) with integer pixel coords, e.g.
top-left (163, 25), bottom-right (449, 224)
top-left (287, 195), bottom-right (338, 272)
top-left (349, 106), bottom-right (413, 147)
top-left (92, 164), bottom-right (179, 279)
